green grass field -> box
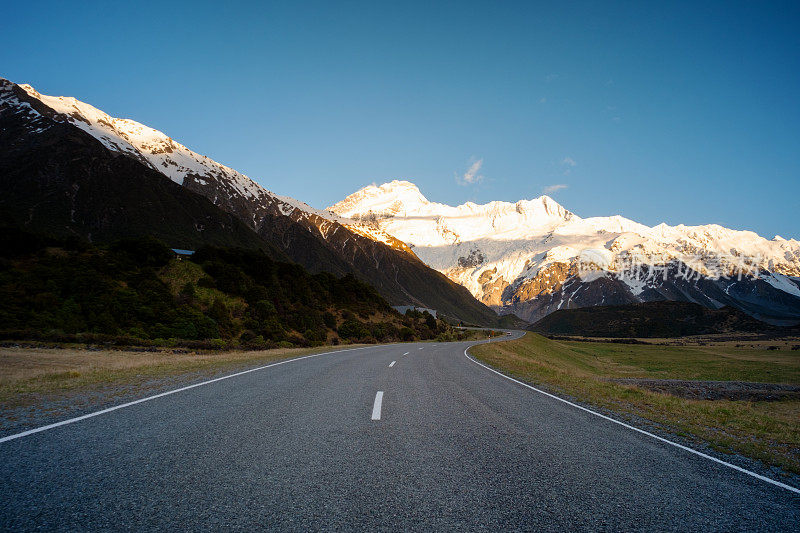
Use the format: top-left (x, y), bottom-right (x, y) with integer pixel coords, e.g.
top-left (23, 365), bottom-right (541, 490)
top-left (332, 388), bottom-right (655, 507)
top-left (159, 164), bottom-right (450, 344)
top-left (470, 333), bottom-right (800, 475)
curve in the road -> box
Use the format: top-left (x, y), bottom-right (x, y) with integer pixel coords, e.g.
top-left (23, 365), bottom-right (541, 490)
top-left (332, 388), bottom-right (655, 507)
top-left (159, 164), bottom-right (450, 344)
top-left (464, 338), bottom-right (800, 496)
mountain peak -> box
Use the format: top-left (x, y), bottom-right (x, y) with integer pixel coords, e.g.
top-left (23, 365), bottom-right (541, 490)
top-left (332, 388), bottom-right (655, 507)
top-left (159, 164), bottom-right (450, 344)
top-left (382, 179), bottom-right (421, 190)
top-left (537, 194), bottom-right (557, 204)
top-left (327, 180), bottom-right (429, 218)
top-left (515, 194), bottom-right (571, 220)
top-left (17, 83), bottom-right (40, 98)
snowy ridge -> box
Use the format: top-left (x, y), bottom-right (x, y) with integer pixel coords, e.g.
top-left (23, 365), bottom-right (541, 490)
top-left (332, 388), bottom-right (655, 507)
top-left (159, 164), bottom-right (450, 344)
top-left (0, 81), bottom-right (53, 134)
top-left (331, 180), bottom-right (576, 245)
top-left (17, 82), bottom-right (297, 209)
top-left (329, 180), bottom-right (800, 308)
top-left (8, 80), bottom-right (403, 247)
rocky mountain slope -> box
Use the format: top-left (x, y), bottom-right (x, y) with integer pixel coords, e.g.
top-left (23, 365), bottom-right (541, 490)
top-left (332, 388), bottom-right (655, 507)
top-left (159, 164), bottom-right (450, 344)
top-left (330, 181), bottom-right (800, 324)
top-left (0, 78), bottom-right (498, 325)
top-left (0, 80), bottom-right (273, 253)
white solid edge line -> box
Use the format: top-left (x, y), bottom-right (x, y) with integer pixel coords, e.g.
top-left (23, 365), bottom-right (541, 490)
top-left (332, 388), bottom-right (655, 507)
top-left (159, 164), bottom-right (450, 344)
top-left (0, 345), bottom-right (377, 445)
top-left (372, 391), bottom-right (384, 420)
top-left (389, 361), bottom-right (396, 367)
top-left (464, 346), bottom-right (800, 495)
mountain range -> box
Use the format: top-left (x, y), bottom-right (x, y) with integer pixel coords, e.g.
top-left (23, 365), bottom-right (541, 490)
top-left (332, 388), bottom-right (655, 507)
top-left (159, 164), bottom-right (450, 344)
top-left (329, 181), bottom-right (800, 325)
top-left (3, 77), bottom-right (799, 328)
top-left (0, 78), bottom-right (498, 326)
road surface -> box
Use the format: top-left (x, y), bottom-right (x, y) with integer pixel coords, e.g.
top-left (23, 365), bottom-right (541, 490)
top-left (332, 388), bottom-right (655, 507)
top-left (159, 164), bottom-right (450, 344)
top-left (1, 332), bottom-right (798, 531)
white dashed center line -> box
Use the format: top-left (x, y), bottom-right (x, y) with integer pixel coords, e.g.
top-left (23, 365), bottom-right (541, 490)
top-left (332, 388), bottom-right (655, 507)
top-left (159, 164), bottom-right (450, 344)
top-left (389, 361), bottom-right (396, 367)
top-left (403, 352), bottom-right (409, 356)
top-left (371, 391), bottom-right (384, 420)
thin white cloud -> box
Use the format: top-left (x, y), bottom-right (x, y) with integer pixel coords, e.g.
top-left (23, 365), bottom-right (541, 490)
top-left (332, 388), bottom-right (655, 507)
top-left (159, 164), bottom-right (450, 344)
top-left (545, 74), bottom-right (559, 83)
top-left (456, 158), bottom-right (484, 186)
top-left (543, 184), bottom-right (568, 195)
top-left (561, 157), bottom-right (577, 176)
top-left (539, 97), bottom-right (547, 104)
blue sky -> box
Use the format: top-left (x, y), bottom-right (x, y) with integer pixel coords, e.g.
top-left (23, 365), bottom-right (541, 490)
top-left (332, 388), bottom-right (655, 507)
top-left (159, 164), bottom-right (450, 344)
top-left (3, 1), bottom-right (799, 238)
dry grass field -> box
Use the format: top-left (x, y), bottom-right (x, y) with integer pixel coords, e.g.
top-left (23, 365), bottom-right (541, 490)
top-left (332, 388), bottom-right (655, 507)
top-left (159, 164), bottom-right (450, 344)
top-left (0, 345), bottom-right (358, 418)
top-left (0, 331), bottom-right (501, 431)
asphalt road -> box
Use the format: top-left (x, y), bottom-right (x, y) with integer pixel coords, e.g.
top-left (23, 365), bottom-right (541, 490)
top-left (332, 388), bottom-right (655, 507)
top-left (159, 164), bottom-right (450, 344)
top-left (1, 332), bottom-right (798, 531)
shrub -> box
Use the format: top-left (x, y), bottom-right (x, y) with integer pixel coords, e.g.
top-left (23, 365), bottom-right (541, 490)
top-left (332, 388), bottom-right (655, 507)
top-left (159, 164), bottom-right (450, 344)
top-left (338, 319), bottom-right (369, 340)
top-left (197, 276), bottom-right (216, 289)
top-left (111, 236), bottom-right (172, 268)
top-left (399, 327), bottom-right (415, 341)
top-left (179, 282), bottom-right (196, 303)
top-left (253, 300), bottom-right (277, 319)
top-left (245, 335), bottom-right (267, 349)
top-left (239, 329), bottom-right (257, 343)
top-left (209, 338), bottom-right (227, 350)
top-left (288, 333), bottom-right (309, 347)
top-left (323, 311), bottom-right (337, 329)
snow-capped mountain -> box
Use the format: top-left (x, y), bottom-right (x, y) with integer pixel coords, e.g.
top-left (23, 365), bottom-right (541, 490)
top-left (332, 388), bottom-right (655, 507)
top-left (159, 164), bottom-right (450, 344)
top-left (6, 75), bottom-right (797, 326)
top-left (330, 181), bottom-right (800, 324)
top-left (8, 82), bottom-right (405, 250)
top-left (0, 79), bottom-right (498, 325)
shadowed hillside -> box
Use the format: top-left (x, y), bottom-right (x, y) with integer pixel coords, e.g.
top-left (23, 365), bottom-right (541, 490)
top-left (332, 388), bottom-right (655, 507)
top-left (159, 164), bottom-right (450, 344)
top-left (0, 230), bottom-right (470, 348)
top-left (529, 301), bottom-right (774, 338)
